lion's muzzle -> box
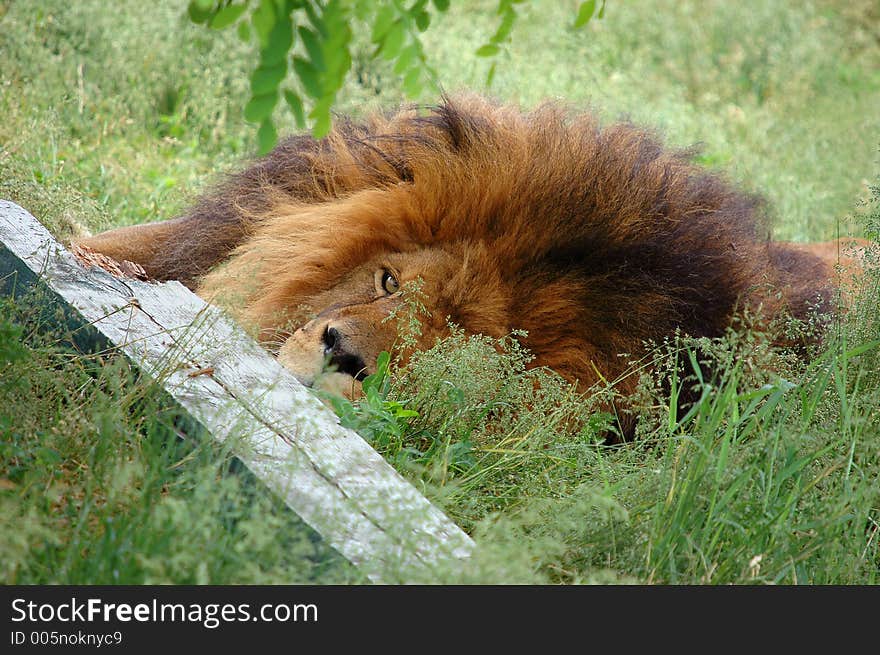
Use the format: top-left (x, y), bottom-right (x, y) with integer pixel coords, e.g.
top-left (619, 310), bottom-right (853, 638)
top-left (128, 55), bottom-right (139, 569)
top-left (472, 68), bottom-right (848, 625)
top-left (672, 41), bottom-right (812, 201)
top-left (277, 313), bottom-right (389, 400)
top-left (322, 325), bottom-right (369, 381)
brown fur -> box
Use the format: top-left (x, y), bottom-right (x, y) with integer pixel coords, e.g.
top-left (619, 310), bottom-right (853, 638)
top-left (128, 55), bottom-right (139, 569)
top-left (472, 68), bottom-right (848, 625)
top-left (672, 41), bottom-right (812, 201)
top-left (76, 94), bottom-right (867, 436)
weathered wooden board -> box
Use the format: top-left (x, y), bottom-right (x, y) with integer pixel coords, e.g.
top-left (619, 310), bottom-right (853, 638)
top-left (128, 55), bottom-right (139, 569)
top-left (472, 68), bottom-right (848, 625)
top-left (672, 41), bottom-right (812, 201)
top-left (0, 200), bottom-right (474, 583)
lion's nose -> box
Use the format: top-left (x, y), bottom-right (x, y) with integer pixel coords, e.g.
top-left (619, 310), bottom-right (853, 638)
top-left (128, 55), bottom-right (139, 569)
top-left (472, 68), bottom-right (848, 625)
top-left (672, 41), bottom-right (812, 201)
top-left (323, 326), bottom-right (340, 355)
top-left (322, 325), bottom-right (368, 381)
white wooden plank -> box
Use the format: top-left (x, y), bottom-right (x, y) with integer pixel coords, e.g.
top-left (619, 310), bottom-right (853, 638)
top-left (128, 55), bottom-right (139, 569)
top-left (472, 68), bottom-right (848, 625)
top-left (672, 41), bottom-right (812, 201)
top-left (0, 200), bottom-right (474, 583)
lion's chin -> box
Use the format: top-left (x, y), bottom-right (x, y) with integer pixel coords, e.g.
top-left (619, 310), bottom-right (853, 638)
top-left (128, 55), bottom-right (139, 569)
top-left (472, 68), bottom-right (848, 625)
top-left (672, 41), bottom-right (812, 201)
top-left (303, 370), bottom-right (364, 402)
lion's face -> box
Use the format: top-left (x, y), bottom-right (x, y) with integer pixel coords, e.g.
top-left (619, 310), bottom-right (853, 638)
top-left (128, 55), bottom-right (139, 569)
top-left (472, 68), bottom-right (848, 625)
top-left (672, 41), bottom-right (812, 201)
top-left (275, 246), bottom-right (511, 399)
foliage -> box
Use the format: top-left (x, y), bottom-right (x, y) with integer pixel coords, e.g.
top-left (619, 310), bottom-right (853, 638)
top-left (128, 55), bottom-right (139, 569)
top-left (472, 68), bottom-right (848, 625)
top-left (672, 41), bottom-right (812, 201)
top-left (185, 0), bottom-right (605, 150)
top-left (323, 351), bottom-right (421, 467)
top-left (327, 284), bottom-right (880, 582)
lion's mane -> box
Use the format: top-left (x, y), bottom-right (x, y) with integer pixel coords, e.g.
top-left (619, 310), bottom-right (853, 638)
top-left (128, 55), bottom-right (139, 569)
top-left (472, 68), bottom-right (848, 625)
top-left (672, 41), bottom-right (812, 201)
top-left (165, 95), bottom-right (833, 406)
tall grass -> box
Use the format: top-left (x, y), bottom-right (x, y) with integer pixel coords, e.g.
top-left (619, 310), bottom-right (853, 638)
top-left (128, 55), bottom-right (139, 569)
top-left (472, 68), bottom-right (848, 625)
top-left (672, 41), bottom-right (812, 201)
top-left (1, 0), bottom-right (878, 584)
top-left (340, 271), bottom-right (880, 583)
top-left (0, 290), bottom-right (360, 584)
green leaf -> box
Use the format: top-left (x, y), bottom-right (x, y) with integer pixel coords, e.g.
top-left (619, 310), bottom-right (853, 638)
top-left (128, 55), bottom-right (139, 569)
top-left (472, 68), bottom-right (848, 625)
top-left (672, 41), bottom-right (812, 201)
top-left (243, 91), bottom-right (278, 123)
top-left (250, 62), bottom-right (287, 95)
top-left (283, 89), bottom-right (306, 128)
top-left (486, 60), bottom-right (497, 87)
top-left (393, 43), bottom-right (418, 75)
top-left (379, 20), bottom-right (406, 60)
top-left (210, 3), bottom-right (246, 29)
top-left (490, 6), bottom-right (516, 43)
top-left (414, 10), bottom-right (430, 32)
top-left (598, 0), bottom-right (606, 19)
top-left (262, 15), bottom-right (294, 65)
top-left (298, 26), bottom-right (325, 71)
top-left (311, 108), bottom-right (332, 138)
top-left (432, 0), bottom-right (450, 11)
top-left (186, 1), bottom-right (213, 24)
top-left (237, 20), bottom-right (251, 42)
top-left (475, 43), bottom-right (500, 57)
top-left (361, 352), bottom-right (388, 395)
top-left (352, 0), bottom-right (372, 21)
top-left (257, 119), bottom-right (278, 154)
top-left (403, 66), bottom-right (422, 97)
top-left (321, 0), bottom-right (352, 75)
top-left (371, 5), bottom-right (396, 43)
top-left (325, 33), bottom-right (352, 74)
top-left (324, 46), bottom-right (352, 90)
top-left (574, 0), bottom-right (596, 28)
top-left (303, 1), bottom-right (327, 37)
top-left (251, 0), bottom-right (276, 45)
top-left (292, 56), bottom-right (322, 98)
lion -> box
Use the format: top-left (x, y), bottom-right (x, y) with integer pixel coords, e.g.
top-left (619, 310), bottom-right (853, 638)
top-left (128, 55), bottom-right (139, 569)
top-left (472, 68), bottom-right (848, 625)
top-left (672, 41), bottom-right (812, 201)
top-left (75, 94), bottom-right (868, 437)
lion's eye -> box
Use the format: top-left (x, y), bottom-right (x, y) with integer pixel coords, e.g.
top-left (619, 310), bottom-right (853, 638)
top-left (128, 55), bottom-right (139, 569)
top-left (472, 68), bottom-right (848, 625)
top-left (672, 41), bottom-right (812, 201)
top-left (381, 270), bottom-right (400, 295)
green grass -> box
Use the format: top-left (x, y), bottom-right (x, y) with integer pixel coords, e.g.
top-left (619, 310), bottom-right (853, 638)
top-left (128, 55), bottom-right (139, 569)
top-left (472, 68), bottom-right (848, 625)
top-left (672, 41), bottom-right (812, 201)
top-left (1, 0), bottom-right (879, 584)
top-left (0, 291), bottom-right (360, 584)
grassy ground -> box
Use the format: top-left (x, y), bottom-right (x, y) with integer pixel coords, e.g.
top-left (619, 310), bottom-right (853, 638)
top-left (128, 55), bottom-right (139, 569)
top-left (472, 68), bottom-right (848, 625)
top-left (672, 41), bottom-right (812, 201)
top-left (1, 0), bottom-right (879, 584)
